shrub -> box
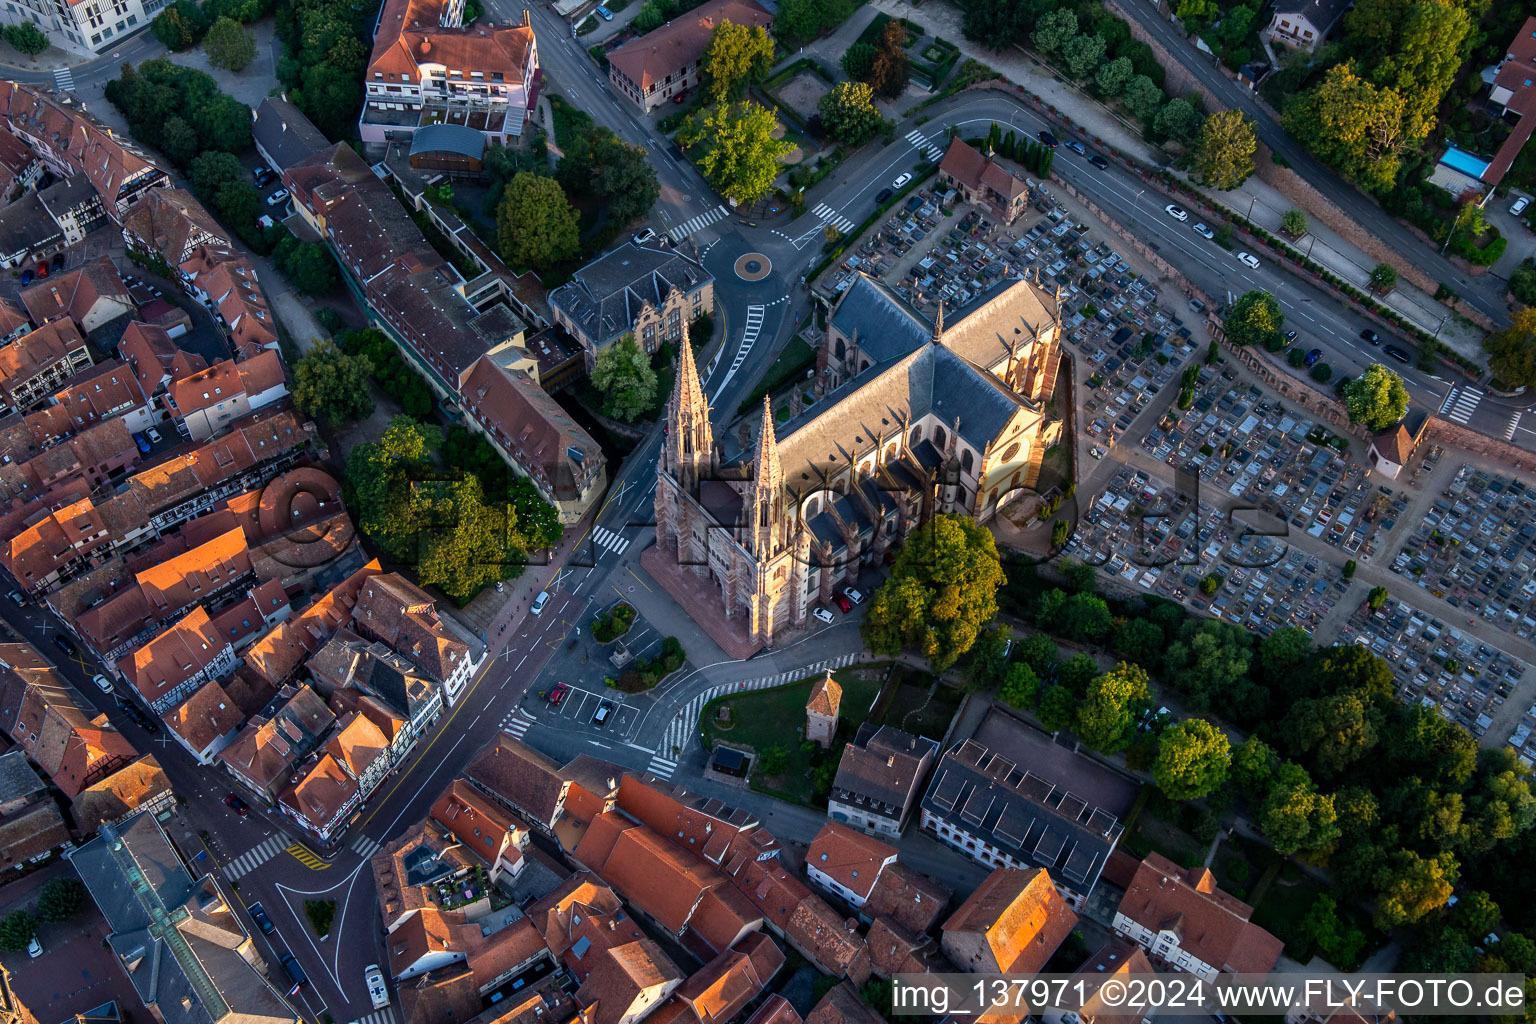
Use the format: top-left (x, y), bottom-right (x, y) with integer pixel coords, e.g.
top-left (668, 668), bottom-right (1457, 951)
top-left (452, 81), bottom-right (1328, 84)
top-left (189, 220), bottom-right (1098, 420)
top-left (1309, 362), bottom-right (1332, 382)
top-left (591, 602), bottom-right (636, 643)
top-left (304, 900), bottom-right (335, 938)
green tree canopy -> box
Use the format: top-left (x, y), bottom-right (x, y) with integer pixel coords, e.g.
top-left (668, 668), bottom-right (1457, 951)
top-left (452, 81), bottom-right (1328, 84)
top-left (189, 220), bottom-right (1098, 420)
top-left (345, 416), bottom-right (441, 561)
top-left (818, 81), bottom-right (885, 147)
top-left (1283, 62), bottom-right (1406, 193)
top-left (1261, 761), bottom-right (1341, 856)
top-left (1037, 685), bottom-right (1079, 732)
top-left (998, 662), bottom-right (1041, 710)
top-left (868, 20), bottom-right (910, 98)
top-left (1123, 74), bottom-right (1166, 121)
top-left (1281, 689), bottom-right (1382, 779)
top-left (842, 42), bottom-right (877, 81)
top-left (292, 338), bottom-right (374, 424)
top-left (1483, 308), bottom-right (1536, 389)
top-left (1222, 289), bottom-right (1285, 347)
top-left (1369, 262), bottom-right (1399, 291)
top-left (1341, 363), bottom-right (1409, 432)
top-left (1014, 632), bottom-right (1058, 674)
top-left (591, 335), bottom-right (659, 422)
top-left (496, 172), bottom-right (580, 271)
top-left (1031, 8), bottom-right (1077, 53)
top-left (964, 626), bottom-right (1013, 692)
top-left (0, 910), bottom-right (35, 953)
top-left (701, 19), bottom-right (776, 103)
top-left (152, 0), bottom-right (210, 49)
top-left (37, 878), bottom-right (88, 923)
top-left (775, 0), bottom-right (856, 43)
top-left (1282, 208), bottom-right (1309, 236)
top-left (557, 127), bottom-right (660, 226)
top-left (860, 514), bottom-right (1006, 670)
top-left (189, 151), bottom-right (246, 199)
top-left (274, 236), bottom-right (340, 296)
top-left (1111, 617), bottom-right (1164, 666)
top-left (1076, 662), bottom-right (1152, 753)
top-left (1062, 33), bottom-right (1107, 78)
top-left (1153, 96), bottom-right (1202, 145)
top-left (678, 102), bottom-right (795, 205)
top-left (1301, 895), bottom-right (1367, 968)
top-left (1094, 55), bottom-right (1133, 96)
top-left (205, 15), bottom-right (257, 70)
top-left (1153, 717), bottom-right (1231, 800)
top-left (1374, 849), bottom-right (1458, 927)
top-left (1, 22), bottom-right (49, 55)
top-left (1192, 108), bottom-right (1257, 189)
top-left (1231, 735), bottom-right (1277, 796)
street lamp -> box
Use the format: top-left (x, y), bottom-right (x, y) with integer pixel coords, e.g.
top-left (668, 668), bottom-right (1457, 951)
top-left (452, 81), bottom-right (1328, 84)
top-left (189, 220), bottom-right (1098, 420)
top-left (1433, 315), bottom-right (1448, 340)
top-left (1245, 195), bottom-right (1257, 228)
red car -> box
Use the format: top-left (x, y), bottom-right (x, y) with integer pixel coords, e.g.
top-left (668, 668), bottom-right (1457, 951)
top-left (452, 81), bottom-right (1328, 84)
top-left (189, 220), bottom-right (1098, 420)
top-left (834, 594), bottom-right (853, 613)
top-left (223, 794), bottom-right (249, 816)
top-left (35, 262), bottom-right (48, 279)
top-left (548, 683), bottom-right (568, 706)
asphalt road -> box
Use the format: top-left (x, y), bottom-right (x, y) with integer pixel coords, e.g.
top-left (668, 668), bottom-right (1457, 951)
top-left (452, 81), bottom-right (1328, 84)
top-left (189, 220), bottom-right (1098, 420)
top-left (1, 29), bottom-right (162, 87)
top-left (1105, 1), bottom-right (1509, 324)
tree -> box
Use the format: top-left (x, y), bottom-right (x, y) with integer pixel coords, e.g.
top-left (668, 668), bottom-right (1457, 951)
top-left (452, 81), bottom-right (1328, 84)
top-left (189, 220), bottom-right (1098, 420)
top-left (998, 662), bottom-right (1040, 709)
top-left (1123, 74), bottom-right (1165, 122)
top-left (1111, 618), bottom-right (1164, 667)
top-left (1062, 33), bottom-right (1106, 78)
top-left (160, 116), bottom-right (201, 168)
top-left (1282, 208), bottom-right (1309, 236)
top-left (1076, 662), bottom-right (1151, 753)
top-left (1056, 592), bottom-right (1112, 643)
top-left (1153, 96), bottom-right (1201, 145)
top-left (1192, 108), bottom-right (1256, 189)
top-left (1037, 685), bottom-right (1079, 732)
top-left (1283, 62), bottom-right (1407, 193)
top-left (1015, 632), bottom-right (1058, 675)
top-left (843, 42), bottom-right (877, 82)
top-left (868, 21), bottom-right (910, 98)
top-left (1342, 363), bottom-right (1409, 431)
top-left (678, 102), bottom-right (794, 206)
top-left (818, 81), bottom-right (885, 147)
top-left (1222, 289), bottom-right (1284, 347)
top-left (1258, 626), bottom-right (1312, 684)
top-left (1174, 0), bottom-right (1217, 29)
top-left (1369, 262), bottom-right (1398, 292)
top-left (1231, 735), bottom-right (1276, 796)
top-left (591, 335), bottom-right (659, 422)
top-left (633, 0), bottom-right (664, 31)
top-left (1301, 895), bottom-right (1366, 968)
top-left (274, 237), bottom-right (339, 296)
top-left (1164, 620), bottom-right (1253, 714)
top-left (1, 22), bottom-right (49, 55)
top-left (37, 878), bottom-right (88, 923)
top-left (758, 746), bottom-right (789, 775)
top-left (414, 474), bottom-right (519, 601)
top-left (1281, 690), bottom-right (1381, 778)
top-left (152, 0), bottom-right (209, 49)
top-left (859, 514), bottom-right (1005, 671)
top-left (964, 626), bottom-right (1013, 691)
top-left (557, 127), bottom-right (660, 225)
top-left (1153, 718), bottom-right (1231, 800)
top-left (190, 151), bottom-right (246, 199)
top-left (1374, 850), bottom-right (1457, 927)
top-left (1031, 9), bottom-right (1077, 54)
top-left (1482, 308), bottom-right (1536, 389)
top-left (346, 416), bottom-right (441, 559)
top-left (205, 16), bottom-right (256, 70)
top-left (1056, 653), bottom-right (1098, 696)
top-left (292, 339), bottom-right (375, 424)
top-left (775, 0), bottom-right (855, 43)
top-left (701, 19), bottom-right (775, 103)
top-left (0, 910), bottom-right (34, 952)
top-left (1094, 55), bottom-right (1133, 96)
top-left (1261, 761), bottom-right (1341, 856)
top-left (496, 173), bottom-right (580, 271)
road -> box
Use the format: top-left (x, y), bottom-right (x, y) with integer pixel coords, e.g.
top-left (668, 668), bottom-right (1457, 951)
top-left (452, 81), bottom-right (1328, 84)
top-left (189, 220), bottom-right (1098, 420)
top-left (1105, 1), bottom-right (1509, 325)
top-left (0, 29), bottom-right (162, 89)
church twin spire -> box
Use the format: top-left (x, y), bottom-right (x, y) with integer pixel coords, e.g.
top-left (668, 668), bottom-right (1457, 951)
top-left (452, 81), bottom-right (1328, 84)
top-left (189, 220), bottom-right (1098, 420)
top-left (664, 326), bottom-right (713, 490)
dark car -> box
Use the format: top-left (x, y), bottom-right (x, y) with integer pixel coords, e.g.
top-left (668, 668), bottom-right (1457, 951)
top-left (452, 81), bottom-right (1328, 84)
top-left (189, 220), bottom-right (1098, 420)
top-left (248, 902), bottom-right (275, 934)
top-left (51, 634), bottom-right (76, 656)
top-left (50, 253), bottom-right (64, 269)
top-left (1384, 345), bottom-right (1411, 364)
top-left (253, 167), bottom-right (276, 187)
top-left (592, 700), bottom-right (614, 727)
top-left (1305, 348), bottom-right (1323, 366)
top-left (1088, 154), bottom-right (1109, 170)
top-left (1065, 140), bottom-right (1086, 155)
top-left (1036, 129), bottom-right (1058, 148)
top-left (280, 954), bottom-right (308, 991)
top-left (1284, 330), bottom-right (1298, 343)
top-left (133, 433), bottom-right (151, 455)
top-left (1360, 328), bottom-right (1381, 345)
top-left (875, 188), bottom-right (893, 204)
top-left (224, 794), bottom-right (250, 815)
top-left (18, 269), bottom-right (31, 286)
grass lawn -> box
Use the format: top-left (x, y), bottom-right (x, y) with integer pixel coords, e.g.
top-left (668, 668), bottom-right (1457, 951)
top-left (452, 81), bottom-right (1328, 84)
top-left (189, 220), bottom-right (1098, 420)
top-left (876, 665), bottom-right (962, 739)
top-left (1251, 875), bottom-right (1326, 962)
top-left (699, 667), bottom-right (884, 805)
top-left (737, 336), bottom-right (816, 415)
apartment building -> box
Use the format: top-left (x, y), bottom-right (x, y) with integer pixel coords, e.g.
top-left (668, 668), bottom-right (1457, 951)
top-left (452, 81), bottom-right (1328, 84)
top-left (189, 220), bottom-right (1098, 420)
top-left (606, 0), bottom-right (769, 112)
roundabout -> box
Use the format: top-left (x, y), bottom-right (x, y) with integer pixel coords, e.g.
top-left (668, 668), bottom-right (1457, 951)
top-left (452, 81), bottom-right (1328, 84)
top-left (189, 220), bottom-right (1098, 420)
top-left (734, 252), bottom-right (773, 282)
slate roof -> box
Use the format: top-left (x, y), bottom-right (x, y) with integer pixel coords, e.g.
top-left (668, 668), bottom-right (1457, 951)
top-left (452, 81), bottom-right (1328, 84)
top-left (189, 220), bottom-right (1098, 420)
top-left (549, 242), bottom-right (713, 349)
top-left (252, 98), bottom-right (332, 172)
top-left (830, 724), bottom-right (937, 819)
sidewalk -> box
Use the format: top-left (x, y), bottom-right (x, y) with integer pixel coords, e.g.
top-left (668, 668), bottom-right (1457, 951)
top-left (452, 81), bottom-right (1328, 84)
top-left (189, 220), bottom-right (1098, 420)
top-left (869, 0), bottom-right (1481, 361)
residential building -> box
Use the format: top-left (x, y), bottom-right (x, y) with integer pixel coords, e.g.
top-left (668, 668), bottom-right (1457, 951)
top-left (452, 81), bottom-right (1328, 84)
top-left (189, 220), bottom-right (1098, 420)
top-left (359, 0), bottom-right (540, 145)
top-left (325, 709), bottom-right (393, 801)
top-left (119, 605), bottom-right (239, 714)
top-left (241, 558), bottom-right (382, 691)
top-left (862, 861), bottom-right (949, 934)
top-left (549, 241), bottom-right (714, 367)
top-left (70, 754), bottom-right (175, 832)
top-left (0, 127), bottom-right (41, 197)
top-left (464, 733), bottom-right (572, 832)
top-left (0, 749), bottom-right (71, 870)
top-left (351, 572), bottom-right (478, 704)
top-left (940, 866), bottom-right (1078, 975)
top-left (0, 297), bottom-right (29, 345)
top-left (165, 350), bottom-right (288, 440)
top-left (0, 191), bottom-right (62, 269)
top-left (70, 813), bottom-right (301, 1024)
top-left (1111, 852), bottom-right (1283, 979)
top-left (804, 823), bottom-right (897, 908)
top-left (48, 360), bottom-right (155, 433)
top-left (218, 683), bottom-right (337, 803)
top-left (310, 627), bottom-right (443, 742)
top-left (279, 751), bottom-right (360, 843)
top-left (919, 738), bottom-right (1123, 908)
top-left (36, 176), bottom-right (110, 244)
top-left (0, 319), bottom-right (92, 415)
top-left (178, 246), bottom-right (278, 358)
top-left (431, 778), bottom-right (530, 884)
top-left (804, 983), bottom-right (883, 1024)
top-left (671, 932), bottom-right (783, 1024)
top-left (1481, 18), bottom-right (1536, 190)
top-left (1040, 942), bottom-right (1159, 1024)
top-left (1264, 0), bottom-right (1350, 51)
top-left (162, 679), bottom-right (243, 764)
top-left (804, 672), bottom-right (840, 747)
top-left (0, 644), bottom-right (136, 798)
top-left (0, 0), bottom-right (161, 55)
top-left (606, 0), bottom-right (770, 112)
top-left (253, 98), bottom-right (333, 175)
top-left (574, 938), bottom-right (684, 1024)
top-left (121, 187), bottom-right (229, 266)
top-left (654, 272), bottom-right (1061, 653)
top-left (119, 320), bottom-right (208, 398)
top-left (828, 724), bottom-right (938, 837)
top-left (938, 138), bottom-right (1029, 225)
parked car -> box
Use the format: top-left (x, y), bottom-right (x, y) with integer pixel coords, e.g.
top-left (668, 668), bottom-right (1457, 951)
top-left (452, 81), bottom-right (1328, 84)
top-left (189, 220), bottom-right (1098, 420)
top-left (1305, 348), bottom-right (1323, 366)
top-left (7, 590), bottom-right (24, 606)
top-left (1384, 344), bottom-right (1411, 363)
top-left (121, 701), bottom-right (159, 733)
top-left (1164, 204), bottom-right (1188, 222)
top-left (632, 228), bottom-right (657, 245)
top-left (1065, 140), bottom-right (1086, 155)
top-left (1284, 330), bottom-right (1298, 343)
top-left (18, 269), bottom-right (31, 286)
top-left (834, 594), bottom-right (853, 613)
top-left (875, 188), bottom-right (893, 204)
top-left (52, 635), bottom-right (76, 656)
top-left (843, 587), bottom-right (865, 604)
top-left (256, 214), bottom-right (276, 230)
top-left (249, 902), bottom-right (276, 934)
top-left (671, 91), bottom-right (688, 105)
top-left (35, 262), bottom-right (48, 279)
top-left (365, 965), bottom-right (390, 1010)
top-left (50, 252), bottom-right (64, 269)
top-left (1236, 251), bottom-right (1261, 270)
top-left (253, 167), bottom-right (276, 186)
top-left (133, 433), bottom-right (152, 454)
top-left (1036, 129), bottom-right (1058, 147)
top-left (1359, 328), bottom-right (1381, 345)
top-left (224, 794), bottom-right (249, 815)
top-left (595, 4), bottom-right (612, 17)
top-left (1511, 195), bottom-right (1531, 217)
top-left (92, 674), bottom-right (113, 693)
top-left (593, 700), bottom-right (614, 726)
top-left (1087, 154), bottom-right (1109, 169)
top-left (1188, 297), bottom-right (1205, 313)
top-left (1192, 222), bottom-right (1214, 240)
top-left (146, 427), bottom-right (163, 443)
top-left (548, 682), bottom-right (568, 706)
top-left (891, 172), bottom-right (912, 189)
top-left (531, 590), bottom-right (549, 614)
top-left (26, 936), bottom-right (41, 959)
top-left (265, 189), bottom-right (289, 206)
top-left (280, 955), bottom-right (308, 992)
top-left (812, 606), bottom-right (834, 624)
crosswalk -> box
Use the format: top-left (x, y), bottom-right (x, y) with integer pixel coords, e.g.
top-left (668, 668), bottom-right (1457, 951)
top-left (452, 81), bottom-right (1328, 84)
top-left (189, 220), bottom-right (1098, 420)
top-left (905, 129), bottom-right (943, 162)
top-left (223, 835), bottom-right (286, 880)
top-left (646, 753), bottom-right (678, 780)
top-left (1506, 412), bottom-right (1523, 441)
top-left (711, 305), bottom-right (766, 403)
top-left (1439, 387), bottom-right (1482, 425)
top-left (500, 708), bottom-right (534, 740)
top-left (811, 203), bottom-right (855, 235)
top-left (348, 834), bottom-right (381, 861)
top-left (591, 526), bottom-right (632, 558)
top-left (348, 1010), bottom-right (396, 1024)
top-left (52, 67), bottom-right (75, 93)
top-left (668, 204), bottom-right (729, 242)
top-left (657, 653), bottom-right (862, 754)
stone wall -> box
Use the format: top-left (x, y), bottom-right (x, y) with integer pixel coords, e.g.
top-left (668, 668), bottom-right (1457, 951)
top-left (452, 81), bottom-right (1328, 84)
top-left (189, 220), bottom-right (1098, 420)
top-left (1103, 0), bottom-right (1216, 107)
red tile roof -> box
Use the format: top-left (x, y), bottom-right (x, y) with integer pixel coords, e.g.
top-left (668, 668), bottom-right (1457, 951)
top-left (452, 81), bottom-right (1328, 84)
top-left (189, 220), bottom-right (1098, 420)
top-left (367, 0), bottom-right (536, 84)
top-left (1115, 852), bottom-right (1284, 974)
top-left (941, 867), bottom-right (1077, 975)
top-left (742, 995), bottom-right (802, 1024)
top-left (575, 939), bottom-right (684, 1024)
top-left (805, 673), bottom-right (841, 717)
top-left (162, 678), bottom-right (242, 754)
top-left (675, 933), bottom-right (782, 1024)
top-left (804, 982), bottom-right (884, 1024)
top-left (939, 137), bottom-right (1028, 202)
top-left (607, 0), bottom-right (771, 92)
top-left (119, 605), bottom-right (229, 707)
top-left (279, 751), bottom-right (359, 832)
top-left (806, 822), bottom-right (896, 900)
top-left (863, 861), bottom-right (949, 935)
